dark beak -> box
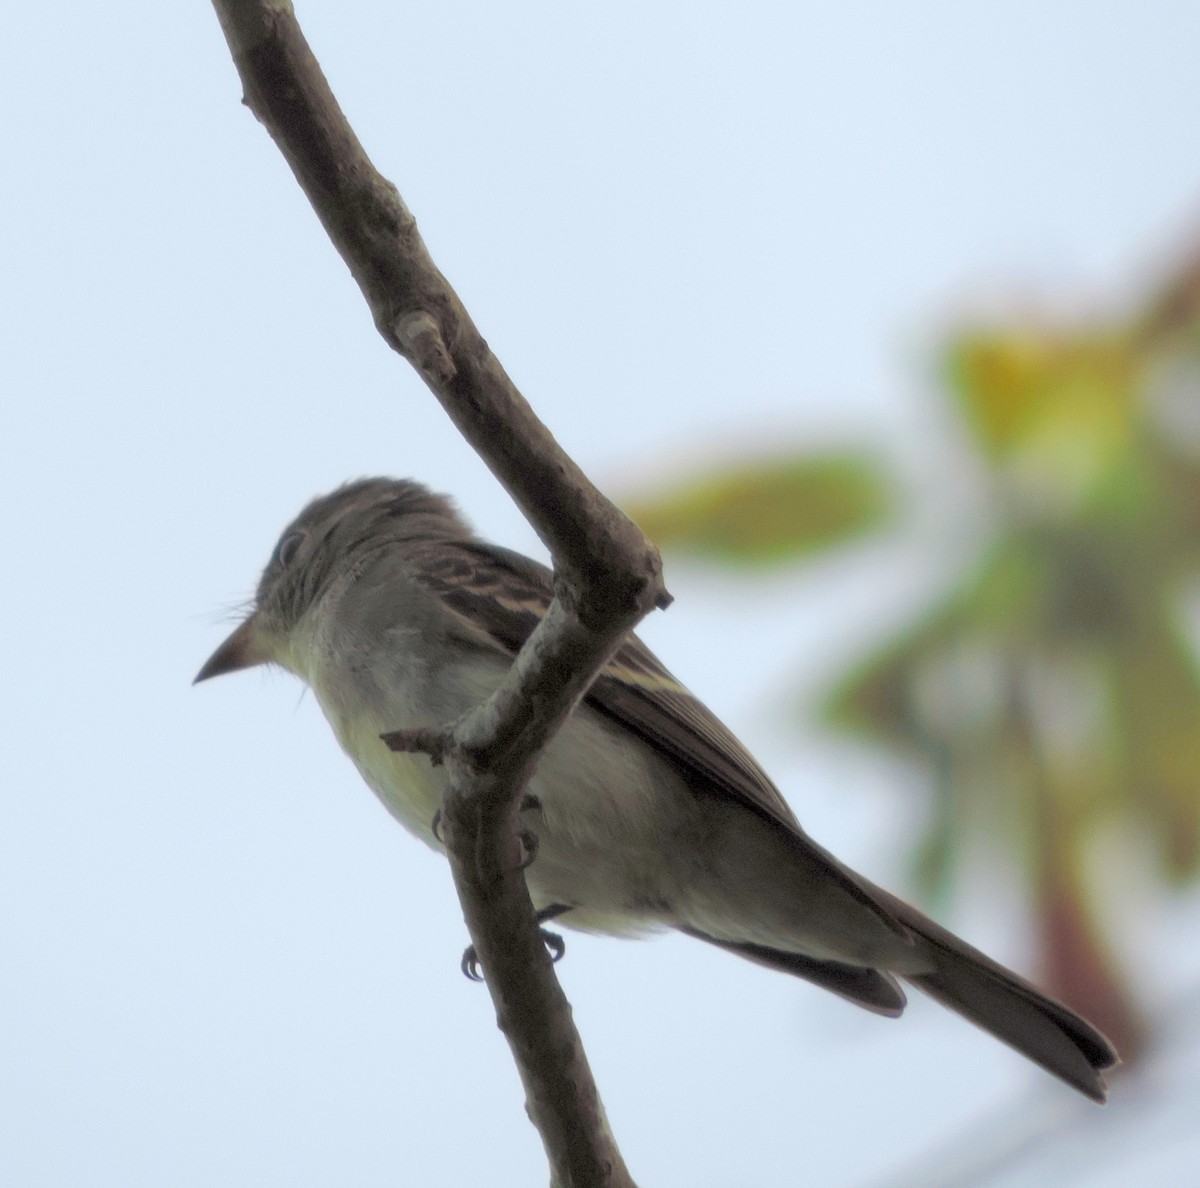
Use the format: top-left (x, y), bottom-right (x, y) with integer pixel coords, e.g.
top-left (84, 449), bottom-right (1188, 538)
top-left (194, 615), bottom-right (270, 683)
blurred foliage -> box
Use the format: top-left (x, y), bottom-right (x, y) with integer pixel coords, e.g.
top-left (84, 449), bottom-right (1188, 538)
top-left (629, 248), bottom-right (1200, 1064)
top-left (624, 453), bottom-right (889, 567)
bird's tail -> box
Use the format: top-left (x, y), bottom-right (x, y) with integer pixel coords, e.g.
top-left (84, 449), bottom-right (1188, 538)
top-left (874, 887), bottom-right (1119, 1102)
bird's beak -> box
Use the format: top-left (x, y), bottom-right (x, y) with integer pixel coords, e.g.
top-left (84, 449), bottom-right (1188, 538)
top-left (194, 615), bottom-right (271, 684)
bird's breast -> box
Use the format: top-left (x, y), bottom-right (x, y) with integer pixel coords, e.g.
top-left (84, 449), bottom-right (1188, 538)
top-left (306, 648), bottom-right (452, 849)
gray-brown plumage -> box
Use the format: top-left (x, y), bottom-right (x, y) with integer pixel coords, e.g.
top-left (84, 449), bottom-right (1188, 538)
top-left (197, 478), bottom-right (1118, 1102)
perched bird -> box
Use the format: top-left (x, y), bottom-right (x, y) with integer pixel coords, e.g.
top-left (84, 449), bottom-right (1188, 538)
top-left (196, 477), bottom-right (1117, 1101)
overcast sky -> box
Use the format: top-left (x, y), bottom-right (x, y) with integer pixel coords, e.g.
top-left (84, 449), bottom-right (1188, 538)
top-left (6, 3), bottom-right (1200, 1185)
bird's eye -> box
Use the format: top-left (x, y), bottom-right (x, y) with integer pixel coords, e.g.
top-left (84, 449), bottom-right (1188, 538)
top-left (273, 530), bottom-right (305, 569)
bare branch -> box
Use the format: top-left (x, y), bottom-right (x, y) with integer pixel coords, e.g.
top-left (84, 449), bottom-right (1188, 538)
top-left (210, 2), bottom-right (667, 1183)
top-left (209, 0), bottom-right (669, 623)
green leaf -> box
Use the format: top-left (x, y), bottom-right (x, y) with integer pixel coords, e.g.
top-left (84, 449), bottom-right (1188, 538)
top-left (624, 452), bottom-right (890, 567)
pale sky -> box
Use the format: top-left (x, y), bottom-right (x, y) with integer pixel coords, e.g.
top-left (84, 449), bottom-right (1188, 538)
top-left (5, 3), bottom-right (1200, 1185)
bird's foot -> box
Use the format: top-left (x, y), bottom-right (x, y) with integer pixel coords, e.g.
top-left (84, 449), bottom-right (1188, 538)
top-left (459, 905), bottom-right (571, 982)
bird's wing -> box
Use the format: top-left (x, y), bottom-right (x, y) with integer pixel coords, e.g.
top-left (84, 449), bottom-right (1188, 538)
top-left (410, 538), bottom-right (799, 833)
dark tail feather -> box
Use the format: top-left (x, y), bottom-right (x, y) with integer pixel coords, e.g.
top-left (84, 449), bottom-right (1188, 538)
top-left (876, 889), bottom-right (1119, 1102)
top-left (680, 926), bottom-right (908, 1017)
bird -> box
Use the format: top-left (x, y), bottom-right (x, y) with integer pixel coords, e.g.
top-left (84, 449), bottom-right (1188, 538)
top-left (196, 476), bottom-right (1118, 1101)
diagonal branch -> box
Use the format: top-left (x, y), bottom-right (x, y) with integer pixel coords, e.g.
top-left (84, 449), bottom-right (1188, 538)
top-left (210, 2), bottom-right (670, 1184)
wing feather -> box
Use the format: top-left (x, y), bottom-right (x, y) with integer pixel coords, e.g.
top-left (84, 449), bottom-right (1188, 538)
top-left (411, 540), bottom-right (800, 827)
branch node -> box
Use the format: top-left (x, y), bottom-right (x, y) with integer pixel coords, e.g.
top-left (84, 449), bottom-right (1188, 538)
top-left (393, 309), bottom-right (457, 384)
top-left (380, 727), bottom-right (448, 766)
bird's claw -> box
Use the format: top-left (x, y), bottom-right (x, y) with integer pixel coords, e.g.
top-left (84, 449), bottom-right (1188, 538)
top-left (460, 944), bottom-right (484, 982)
top-left (517, 826), bottom-right (539, 870)
top-left (458, 927), bottom-right (566, 983)
top-left (540, 928), bottom-right (566, 964)
top-left (430, 809), bottom-right (444, 844)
